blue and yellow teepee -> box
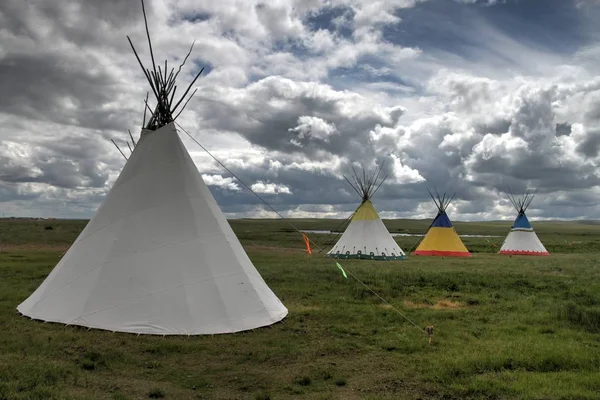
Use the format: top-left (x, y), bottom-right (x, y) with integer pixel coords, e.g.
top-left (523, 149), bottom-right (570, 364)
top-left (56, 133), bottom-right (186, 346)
top-left (413, 189), bottom-right (471, 257)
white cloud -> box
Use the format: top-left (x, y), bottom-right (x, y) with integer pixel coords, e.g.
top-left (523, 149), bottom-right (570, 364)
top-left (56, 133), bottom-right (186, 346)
top-left (389, 153), bottom-right (425, 184)
top-left (201, 174), bottom-right (241, 191)
top-left (250, 181), bottom-right (292, 194)
top-left (289, 116), bottom-right (338, 145)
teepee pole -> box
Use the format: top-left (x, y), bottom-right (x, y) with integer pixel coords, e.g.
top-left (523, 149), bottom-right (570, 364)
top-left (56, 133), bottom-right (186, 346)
top-left (128, 129), bottom-right (137, 148)
top-left (140, 0), bottom-right (158, 84)
top-left (111, 139), bottom-right (128, 161)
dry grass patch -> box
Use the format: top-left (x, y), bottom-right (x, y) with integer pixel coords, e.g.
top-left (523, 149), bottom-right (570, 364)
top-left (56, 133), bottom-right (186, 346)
top-left (432, 299), bottom-right (463, 309)
top-left (395, 299), bottom-right (465, 310)
top-left (402, 300), bottom-right (430, 309)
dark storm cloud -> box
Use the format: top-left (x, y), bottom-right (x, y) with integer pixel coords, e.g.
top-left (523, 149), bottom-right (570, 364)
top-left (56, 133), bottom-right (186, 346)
top-left (196, 76), bottom-right (400, 160)
top-left (575, 128), bottom-right (600, 158)
top-left (0, 53), bottom-right (127, 130)
top-left (193, 62), bottom-right (600, 219)
top-left (419, 71), bottom-right (600, 201)
top-left (466, 135), bottom-right (600, 192)
top-left (204, 145), bottom-right (482, 219)
top-left (0, 0), bottom-right (154, 132)
top-left (0, 132), bottom-right (116, 190)
top-left (0, 181), bottom-right (109, 219)
top-left (371, 118), bottom-right (472, 191)
top-left (555, 122), bottom-right (572, 136)
top-left (0, 182), bottom-right (42, 204)
top-left (0, 0), bottom-right (156, 217)
top-left (541, 190), bottom-right (599, 208)
top-left (206, 160), bottom-right (354, 210)
top-left (0, 159), bottom-right (36, 186)
top-left (478, 164), bottom-right (599, 193)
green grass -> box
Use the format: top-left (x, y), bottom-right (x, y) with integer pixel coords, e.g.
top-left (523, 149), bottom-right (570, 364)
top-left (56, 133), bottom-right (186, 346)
top-left (1, 218), bottom-right (600, 399)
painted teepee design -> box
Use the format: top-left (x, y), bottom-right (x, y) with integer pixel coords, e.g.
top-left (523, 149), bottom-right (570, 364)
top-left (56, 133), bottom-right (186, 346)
top-left (327, 164), bottom-right (406, 260)
top-left (499, 188), bottom-right (549, 256)
top-left (17, 0), bottom-right (287, 335)
top-left (413, 189), bottom-right (471, 257)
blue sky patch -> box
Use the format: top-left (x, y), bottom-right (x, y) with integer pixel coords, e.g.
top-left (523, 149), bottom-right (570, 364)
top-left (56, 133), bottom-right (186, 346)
top-left (383, 0), bottom-right (593, 61)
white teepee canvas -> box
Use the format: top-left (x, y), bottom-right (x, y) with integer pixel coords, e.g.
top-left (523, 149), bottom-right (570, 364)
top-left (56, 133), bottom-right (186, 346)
top-left (327, 164), bottom-right (406, 260)
top-left (17, 123), bottom-right (288, 334)
top-left (499, 189), bottom-right (549, 256)
top-left (17, 1), bottom-right (287, 334)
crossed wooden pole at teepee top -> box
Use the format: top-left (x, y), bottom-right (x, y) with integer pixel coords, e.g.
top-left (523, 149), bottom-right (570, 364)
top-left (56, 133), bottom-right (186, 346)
top-left (343, 161), bottom-right (388, 203)
top-left (405, 187), bottom-right (457, 254)
top-left (112, 0), bottom-right (205, 158)
top-left (127, 0), bottom-right (203, 131)
top-left (308, 162), bottom-right (389, 254)
top-left (427, 187), bottom-right (456, 216)
top-left (506, 186), bottom-right (537, 214)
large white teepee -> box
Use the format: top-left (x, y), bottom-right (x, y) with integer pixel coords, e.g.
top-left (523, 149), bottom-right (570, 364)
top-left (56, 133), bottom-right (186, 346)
top-left (499, 189), bottom-right (549, 256)
top-left (17, 2), bottom-right (287, 335)
top-left (327, 164), bottom-right (406, 260)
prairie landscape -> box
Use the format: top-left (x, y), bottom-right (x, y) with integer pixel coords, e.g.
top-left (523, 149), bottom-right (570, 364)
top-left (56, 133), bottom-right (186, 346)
top-left (1, 218), bottom-right (599, 399)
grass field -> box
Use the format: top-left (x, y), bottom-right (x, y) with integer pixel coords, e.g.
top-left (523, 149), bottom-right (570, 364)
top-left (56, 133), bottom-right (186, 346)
top-left (1, 217), bottom-right (600, 399)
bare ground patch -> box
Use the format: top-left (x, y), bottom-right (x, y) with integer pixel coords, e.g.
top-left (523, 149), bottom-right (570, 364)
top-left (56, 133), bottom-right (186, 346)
top-left (402, 300), bottom-right (430, 309)
top-left (378, 299), bottom-right (465, 310)
top-left (432, 299), bottom-right (464, 309)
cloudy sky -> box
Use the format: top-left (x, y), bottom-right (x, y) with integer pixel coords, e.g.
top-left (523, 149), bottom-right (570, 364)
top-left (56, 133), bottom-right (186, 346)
top-left (1, 0), bottom-right (600, 221)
